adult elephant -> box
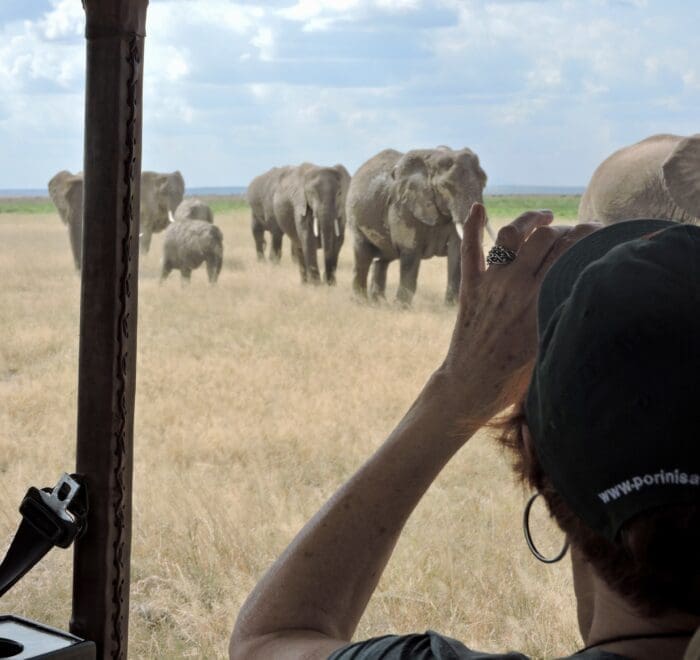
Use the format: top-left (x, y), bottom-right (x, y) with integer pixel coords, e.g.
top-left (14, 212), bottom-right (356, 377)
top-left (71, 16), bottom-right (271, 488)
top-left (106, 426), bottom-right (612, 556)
top-left (48, 170), bottom-right (83, 270)
top-left (247, 166), bottom-right (288, 263)
top-left (47, 169), bottom-right (185, 267)
top-left (347, 147), bottom-right (487, 305)
top-left (578, 134), bottom-right (700, 225)
top-left (140, 170), bottom-right (185, 253)
top-left (273, 163), bottom-right (351, 284)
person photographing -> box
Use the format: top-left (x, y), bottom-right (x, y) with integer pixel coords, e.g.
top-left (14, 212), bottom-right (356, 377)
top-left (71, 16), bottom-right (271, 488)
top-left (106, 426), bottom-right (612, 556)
top-left (231, 205), bottom-right (700, 659)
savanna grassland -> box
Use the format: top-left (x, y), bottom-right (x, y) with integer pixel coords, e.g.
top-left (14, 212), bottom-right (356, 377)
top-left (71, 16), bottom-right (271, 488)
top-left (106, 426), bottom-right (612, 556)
top-left (0, 196), bottom-right (581, 659)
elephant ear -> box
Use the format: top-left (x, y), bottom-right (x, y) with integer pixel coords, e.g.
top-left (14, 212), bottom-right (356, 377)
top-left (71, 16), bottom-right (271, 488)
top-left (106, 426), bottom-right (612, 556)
top-left (455, 148), bottom-right (488, 189)
top-left (64, 177), bottom-right (83, 222)
top-left (333, 164), bottom-right (351, 205)
top-left (662, 134), bottom-right (700, 219)
top-left (48, 171), bottom-right (73, 222)
top-left (392, 153), bottom-right (441, 226)
top-left (333, 163), bottom-right (351, 183)
top-left (469, 153), bottom-right (488, 189)
top-left (169, 171), bottom-right (186, 210)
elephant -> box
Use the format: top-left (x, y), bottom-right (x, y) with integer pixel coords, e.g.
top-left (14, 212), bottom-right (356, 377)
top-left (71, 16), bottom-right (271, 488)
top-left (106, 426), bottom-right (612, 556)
top-left (346, 146), bottom-right (487, 305)
top-left (161, 219), bottom-right (223, 284)
top-left (48, 170), bottom-right (84, 270)
top-left (272, 163), bottom-right (351, 284)
top-left (47, 169), bottom-right (185, 268)
top-left (173, 198), bottom-right (213, 224)
top-left (578, 134), bottom-right (700, 225)
top-left (247, 166), bottom-right (289, 263)
top-left (247, 163), bottom-right (351, 284)
top-left (140, 170), bottom-right (185, 253)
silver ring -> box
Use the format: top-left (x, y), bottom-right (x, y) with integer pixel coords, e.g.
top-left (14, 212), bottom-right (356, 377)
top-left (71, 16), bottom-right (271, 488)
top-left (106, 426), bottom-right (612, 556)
top-left (486, 244), bottom-right (517, 265)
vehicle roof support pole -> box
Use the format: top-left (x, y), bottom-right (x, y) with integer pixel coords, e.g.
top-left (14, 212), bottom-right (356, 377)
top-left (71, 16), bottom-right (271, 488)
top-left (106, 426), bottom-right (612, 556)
top-left (71, 2), bottom-right (149, 658)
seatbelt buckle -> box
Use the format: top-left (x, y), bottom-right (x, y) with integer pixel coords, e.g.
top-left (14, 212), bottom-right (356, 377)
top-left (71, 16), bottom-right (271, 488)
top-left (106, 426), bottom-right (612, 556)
top-left (19, 474), bottom-right (87, 549)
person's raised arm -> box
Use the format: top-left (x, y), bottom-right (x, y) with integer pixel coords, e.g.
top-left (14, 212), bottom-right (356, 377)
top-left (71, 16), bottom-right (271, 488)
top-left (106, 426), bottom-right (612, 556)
top-left (230, 204), bottom-right (598, 660)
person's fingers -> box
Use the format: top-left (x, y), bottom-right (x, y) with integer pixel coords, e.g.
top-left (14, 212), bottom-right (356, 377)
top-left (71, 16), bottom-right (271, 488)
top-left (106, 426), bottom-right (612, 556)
top-left (515, 225), bottom-right (572, 271)
top-left (533, 222), bottom-right (602, 278)
top-left (495, 210), bottom-right (554, 253)
top-left (462, 203), bottom-right (486, 284)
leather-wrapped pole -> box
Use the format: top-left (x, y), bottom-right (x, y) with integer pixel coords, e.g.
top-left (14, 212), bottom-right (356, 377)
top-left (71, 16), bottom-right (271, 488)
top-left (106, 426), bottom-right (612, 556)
top-left (71, 2), bottom-right (149, 658)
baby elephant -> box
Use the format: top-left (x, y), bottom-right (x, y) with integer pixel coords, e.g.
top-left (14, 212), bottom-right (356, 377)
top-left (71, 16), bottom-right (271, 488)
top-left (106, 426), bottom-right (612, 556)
top-left (161, 220), bottom-right (224, 284)
top-left (173, 197), bottom-right (214, 224)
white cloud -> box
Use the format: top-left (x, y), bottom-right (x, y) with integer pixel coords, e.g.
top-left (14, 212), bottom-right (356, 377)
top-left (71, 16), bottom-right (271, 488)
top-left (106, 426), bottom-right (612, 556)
top-left (279, 0), bottom-right (422, 30)
top-left (682, 70), bottom-right (699, 91)
top-left (528, 62), bottom-right (562, 89)
top-left (248, 83), bottom-right (272, 101)
top-left (251, 27), bottom-right (275, 61)
top-left (0, 17), bottom-right (84, 94)
top-left (0, 0), bottom-right (698, 188)
top-left (39, 0), bottom-right (83, 40)
top-left (281, 0), bottom-right (362, 21)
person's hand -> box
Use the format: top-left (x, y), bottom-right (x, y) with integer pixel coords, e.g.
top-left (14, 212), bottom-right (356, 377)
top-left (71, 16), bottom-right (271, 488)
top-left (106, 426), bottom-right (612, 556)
top-left (439, 203), bottom-right (601, 425)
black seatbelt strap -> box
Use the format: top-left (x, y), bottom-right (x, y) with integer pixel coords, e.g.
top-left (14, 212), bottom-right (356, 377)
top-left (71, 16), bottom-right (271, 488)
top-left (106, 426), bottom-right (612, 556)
top-left (0, 473), bottom-right (87, 598)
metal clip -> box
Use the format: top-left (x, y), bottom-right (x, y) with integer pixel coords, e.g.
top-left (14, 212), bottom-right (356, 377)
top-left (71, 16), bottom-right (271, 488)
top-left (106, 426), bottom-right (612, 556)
top-left (41, 474), bottom-right (81, 524)
top-left (19, 474), bottom-right (87, 549)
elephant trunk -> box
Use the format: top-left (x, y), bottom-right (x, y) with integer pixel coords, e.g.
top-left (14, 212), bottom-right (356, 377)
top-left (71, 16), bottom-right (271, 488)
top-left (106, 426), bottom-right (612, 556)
top-left (452, 189), bottom-right (488, 240)
top-left (69, 214), bottom-right (83, 271)
top-left (316, 203), bottom-right (342, 285)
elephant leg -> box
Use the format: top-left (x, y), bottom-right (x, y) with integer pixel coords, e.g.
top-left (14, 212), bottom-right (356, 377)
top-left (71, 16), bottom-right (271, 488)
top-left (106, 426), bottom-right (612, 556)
top-left (323, 234), bottom-right (341, 286)
top-left (324, 256), bottom-right (338, 286)
top-left (160, 260), bottom-right (173, 283)
top-left (396, 252), bottom-right (420, 307)
top-left (270, 230), bottom-right (283, 264)
top-left (68, 220), bottom-right (82, 270)
top-left (291, 241), bottom-right (307, 282)
top-left (352, 234), bottom-right (376, 298)
top-left (180, 268), bottom-right (191, 286)
top-left (206, 256), bottom-right (222, 284)
top-left (252, 220), bottom-right (266, 261)
top-left (290, 242), bottom-right (300, 264)
top-left (369, 259), bottom-right (390, 301)
top-left (445, 237), bottom-right (462, 305)
top-left (140, 228), bottom-right (153, 255)
top-left (300, 220), bottom-right (321, 284)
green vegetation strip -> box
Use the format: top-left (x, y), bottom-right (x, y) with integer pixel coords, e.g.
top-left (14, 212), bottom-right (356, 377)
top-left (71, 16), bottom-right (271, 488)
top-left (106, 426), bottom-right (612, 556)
top-left (0, 194), bottom-right (581, 219)
top-left (0, 198), bottom-right (56, 214)
top-left (485, 195), bottom-right (580, 220)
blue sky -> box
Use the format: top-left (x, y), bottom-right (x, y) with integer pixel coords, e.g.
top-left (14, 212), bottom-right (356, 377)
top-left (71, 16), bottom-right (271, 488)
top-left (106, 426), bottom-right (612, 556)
top-left (1, 0), bottom-right (698, 189)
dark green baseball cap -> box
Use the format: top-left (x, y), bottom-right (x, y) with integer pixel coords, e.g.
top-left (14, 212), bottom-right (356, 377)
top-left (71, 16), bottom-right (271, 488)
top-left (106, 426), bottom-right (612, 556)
top-left (525, 219), bottom-right (700, 542)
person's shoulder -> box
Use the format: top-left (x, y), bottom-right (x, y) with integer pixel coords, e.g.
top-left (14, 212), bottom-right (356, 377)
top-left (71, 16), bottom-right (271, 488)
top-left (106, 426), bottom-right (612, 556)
top-left (327, 631), bottom-right (633, 660)
top-left (328, 630), bottom-right (529, 659)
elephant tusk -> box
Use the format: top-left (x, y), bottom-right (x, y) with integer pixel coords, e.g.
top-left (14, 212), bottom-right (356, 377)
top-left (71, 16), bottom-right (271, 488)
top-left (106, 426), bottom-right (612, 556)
top-left (334, 218), bottom-right (340, 237)
top-left (313, 216), bottom-right (319, 238)
top-left (455, 223), bottom-right (464, 240)
top-left (168, 210), bottom-right (175, 223)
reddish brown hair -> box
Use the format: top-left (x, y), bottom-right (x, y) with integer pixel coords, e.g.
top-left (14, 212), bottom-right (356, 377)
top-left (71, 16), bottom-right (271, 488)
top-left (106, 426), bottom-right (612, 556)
top-left (497, 404), bottom-right (700, 616)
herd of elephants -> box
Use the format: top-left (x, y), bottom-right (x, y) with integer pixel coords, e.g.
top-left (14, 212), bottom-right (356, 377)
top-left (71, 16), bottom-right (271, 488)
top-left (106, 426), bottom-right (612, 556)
top-left (48, 133), bottom-right (700, 305)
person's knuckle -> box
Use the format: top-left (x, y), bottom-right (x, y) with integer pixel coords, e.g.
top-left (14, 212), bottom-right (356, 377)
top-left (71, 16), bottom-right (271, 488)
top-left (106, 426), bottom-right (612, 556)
top-left (519, 210), bottom-right (550, 222)
top-left (496, 225), bottom-right (518, 244)
top-left (532, 225), bottom-right (558, 241)
top-left (571, 222), bottom-right (593, 233)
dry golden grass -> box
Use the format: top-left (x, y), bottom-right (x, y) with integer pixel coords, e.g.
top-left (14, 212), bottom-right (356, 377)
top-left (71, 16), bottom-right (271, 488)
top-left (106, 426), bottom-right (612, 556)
top-left (0, 207), bottom-right (580, 659)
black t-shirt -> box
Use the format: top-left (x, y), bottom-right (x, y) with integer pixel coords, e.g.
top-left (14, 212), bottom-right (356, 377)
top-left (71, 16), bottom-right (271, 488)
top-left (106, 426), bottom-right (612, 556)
top-left (328, 631), bottom-right (629, 660)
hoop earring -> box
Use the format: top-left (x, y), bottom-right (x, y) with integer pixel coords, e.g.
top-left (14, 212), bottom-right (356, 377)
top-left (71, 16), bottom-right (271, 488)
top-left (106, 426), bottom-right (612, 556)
top-left (523, 492), bottom-right (569, 564)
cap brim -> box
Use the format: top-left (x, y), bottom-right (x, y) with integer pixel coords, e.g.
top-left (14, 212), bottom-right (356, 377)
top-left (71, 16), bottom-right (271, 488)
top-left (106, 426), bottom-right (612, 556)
top-left (538, 219), bottom-right (677, 331)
